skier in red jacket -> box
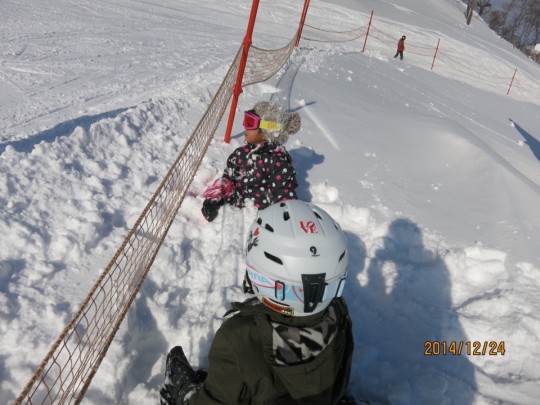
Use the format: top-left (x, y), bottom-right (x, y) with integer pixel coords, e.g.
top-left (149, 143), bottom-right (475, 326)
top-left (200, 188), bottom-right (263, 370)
top-left (394, 35), bottom-right (406, 60)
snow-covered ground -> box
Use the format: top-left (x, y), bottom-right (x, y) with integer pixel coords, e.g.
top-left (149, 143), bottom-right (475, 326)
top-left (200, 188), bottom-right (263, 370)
top-left (1, 0), bottom-right (540, 404)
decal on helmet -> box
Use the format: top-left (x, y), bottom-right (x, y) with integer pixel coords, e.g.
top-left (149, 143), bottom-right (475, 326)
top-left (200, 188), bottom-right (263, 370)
top-left (310, 246), bottom-right (320, 257)
top-left (261, 297), bottom-right (294, 316)
top-left (246, 267), bottom-right (274, 289)
top-left (246, 228), bottom-right (259, 252)
top-left (299, 220), bottom-right (318, 234)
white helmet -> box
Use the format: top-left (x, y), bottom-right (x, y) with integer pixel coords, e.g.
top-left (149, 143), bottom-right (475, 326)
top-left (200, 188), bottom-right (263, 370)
top-left (245, 200), bottom-right (348, 316)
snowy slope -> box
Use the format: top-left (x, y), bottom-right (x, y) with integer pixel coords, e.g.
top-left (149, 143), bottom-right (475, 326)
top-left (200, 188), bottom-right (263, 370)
top-left (1, 0), bottom-right (540, 404)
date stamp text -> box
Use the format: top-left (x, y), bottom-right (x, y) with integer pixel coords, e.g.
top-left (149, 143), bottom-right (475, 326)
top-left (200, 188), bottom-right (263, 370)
top-left (424, 341), bottom-right (505, 356)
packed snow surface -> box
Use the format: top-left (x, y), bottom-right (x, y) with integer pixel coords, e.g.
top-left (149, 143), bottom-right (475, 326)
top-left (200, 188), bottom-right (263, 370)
top-left (1, 0), bottom-right (540, 404)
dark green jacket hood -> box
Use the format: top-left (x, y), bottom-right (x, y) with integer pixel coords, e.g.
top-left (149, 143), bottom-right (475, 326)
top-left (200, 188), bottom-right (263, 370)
top-left (189, 297), bottom-right (354, 405)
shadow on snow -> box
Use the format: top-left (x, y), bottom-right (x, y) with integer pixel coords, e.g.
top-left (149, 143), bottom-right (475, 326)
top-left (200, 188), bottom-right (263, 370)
top-left (0, 108), bottom-right (131, 155)
top-left (345, 218), bottom-right (477, 404)
top-left (510, 118), bottom-right (540, 162)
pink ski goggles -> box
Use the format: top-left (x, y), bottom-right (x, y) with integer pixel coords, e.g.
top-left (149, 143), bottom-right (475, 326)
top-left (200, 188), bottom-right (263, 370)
top-left (243, 111), bottom-right (282, 132)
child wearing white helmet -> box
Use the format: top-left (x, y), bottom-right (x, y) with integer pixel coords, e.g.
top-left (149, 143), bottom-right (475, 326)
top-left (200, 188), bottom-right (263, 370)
top-left (160, 200), bottom-right (355, 404)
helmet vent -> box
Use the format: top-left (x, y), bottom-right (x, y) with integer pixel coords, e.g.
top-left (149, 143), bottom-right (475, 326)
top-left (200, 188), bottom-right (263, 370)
top-left (264, 251), bottom-right (283, 265)
top-left (283, 211), bottom-right (290, 221)
top-left (314, 211), bottom-right (323, 220)
top-left (265, 224), bottom-right (274, 232)
top-left (257, 218), bottom-right (263, 225)
top-left (339, 250), bottom-right (346, 262)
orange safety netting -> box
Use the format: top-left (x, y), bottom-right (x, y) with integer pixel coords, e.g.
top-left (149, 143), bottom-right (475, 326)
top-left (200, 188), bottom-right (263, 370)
top-left (301, 23), bottom-right (368, 43)
top-left (302, 20), bottom-right (540, 101)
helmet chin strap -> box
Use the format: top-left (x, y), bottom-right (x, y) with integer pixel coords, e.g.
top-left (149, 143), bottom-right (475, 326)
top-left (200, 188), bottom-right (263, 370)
top-left (243, 271), bottom-right (255, 294)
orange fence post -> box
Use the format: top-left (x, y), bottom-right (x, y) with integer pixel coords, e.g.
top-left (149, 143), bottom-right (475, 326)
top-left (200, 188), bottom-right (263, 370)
top-left (431, 38), bottom-right (440, 71)
top-left (295, 0), bottom-right (311, 47)
top-left (224, 0), bottom-right (260, 143)
top-left (362, 11), bottom-right (374, 53)
top-left (507, 68), bottom-right (517, 95)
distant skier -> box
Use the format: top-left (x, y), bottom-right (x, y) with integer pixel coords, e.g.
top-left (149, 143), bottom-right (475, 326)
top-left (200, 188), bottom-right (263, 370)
top-left (394, 35), bottom-right (406, 60)
top-left (201, 101), bottom-right (301, 222)
top-left (160, 200), bottom-right (355, 404)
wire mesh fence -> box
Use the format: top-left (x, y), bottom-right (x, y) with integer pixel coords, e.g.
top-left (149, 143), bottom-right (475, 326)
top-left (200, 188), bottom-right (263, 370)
top-left (15, 27), bottom-right (296, 404)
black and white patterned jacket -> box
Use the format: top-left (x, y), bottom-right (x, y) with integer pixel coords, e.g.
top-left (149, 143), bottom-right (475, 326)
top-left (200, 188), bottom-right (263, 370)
top-left (223, 141), bottom-right (298, 209)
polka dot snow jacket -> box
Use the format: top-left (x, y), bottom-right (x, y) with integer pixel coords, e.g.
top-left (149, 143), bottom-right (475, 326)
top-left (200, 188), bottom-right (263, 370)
top-left (223, 141), bottom-right (297, 209)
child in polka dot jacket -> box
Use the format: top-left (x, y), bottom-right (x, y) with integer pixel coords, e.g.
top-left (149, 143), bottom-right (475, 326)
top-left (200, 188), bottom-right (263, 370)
top-left (201, 101), bottom-right (301, 222)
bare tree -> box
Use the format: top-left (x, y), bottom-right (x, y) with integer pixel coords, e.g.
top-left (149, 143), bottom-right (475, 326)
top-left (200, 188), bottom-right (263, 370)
top-left (476, 0), bottom-right (492, 16)
top-left (488, 10), bottom-right (504, 31)
top-left (486, 0), bottom-right (540, 64)
top-left (488, 10), bottom-right (505, 32)
top-left (499, 0), bottom-right (521, 31)
top-left (466, 0), bottom-right (478, 25)
top-left (511, 1), bottom-right (529, 46)
top-left (519, 0), bottom-right (540, 48)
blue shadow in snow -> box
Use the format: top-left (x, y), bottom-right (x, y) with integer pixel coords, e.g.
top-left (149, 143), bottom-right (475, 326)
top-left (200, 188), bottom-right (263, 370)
top-left (0, 108), bottom-right (131, 155)
top-left (510, 119), bottom-right (540, 162)
top-left (289, 146), bottom-right (324, 202)
top-left (345, 219), bottom-right (477, 403)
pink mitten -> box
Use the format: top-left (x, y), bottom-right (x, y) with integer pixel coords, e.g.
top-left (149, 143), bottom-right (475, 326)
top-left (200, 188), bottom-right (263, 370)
top-left (203, 178), bottom-right (234, 201)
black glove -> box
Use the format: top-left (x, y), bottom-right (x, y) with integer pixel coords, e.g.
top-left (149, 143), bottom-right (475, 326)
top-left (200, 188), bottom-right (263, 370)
top-left (160, 346), bottom-right (202, 405)
top-left (339, 394), bottom-right (366, 404)
top-left (201, 198), bottom-right (224, 222)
